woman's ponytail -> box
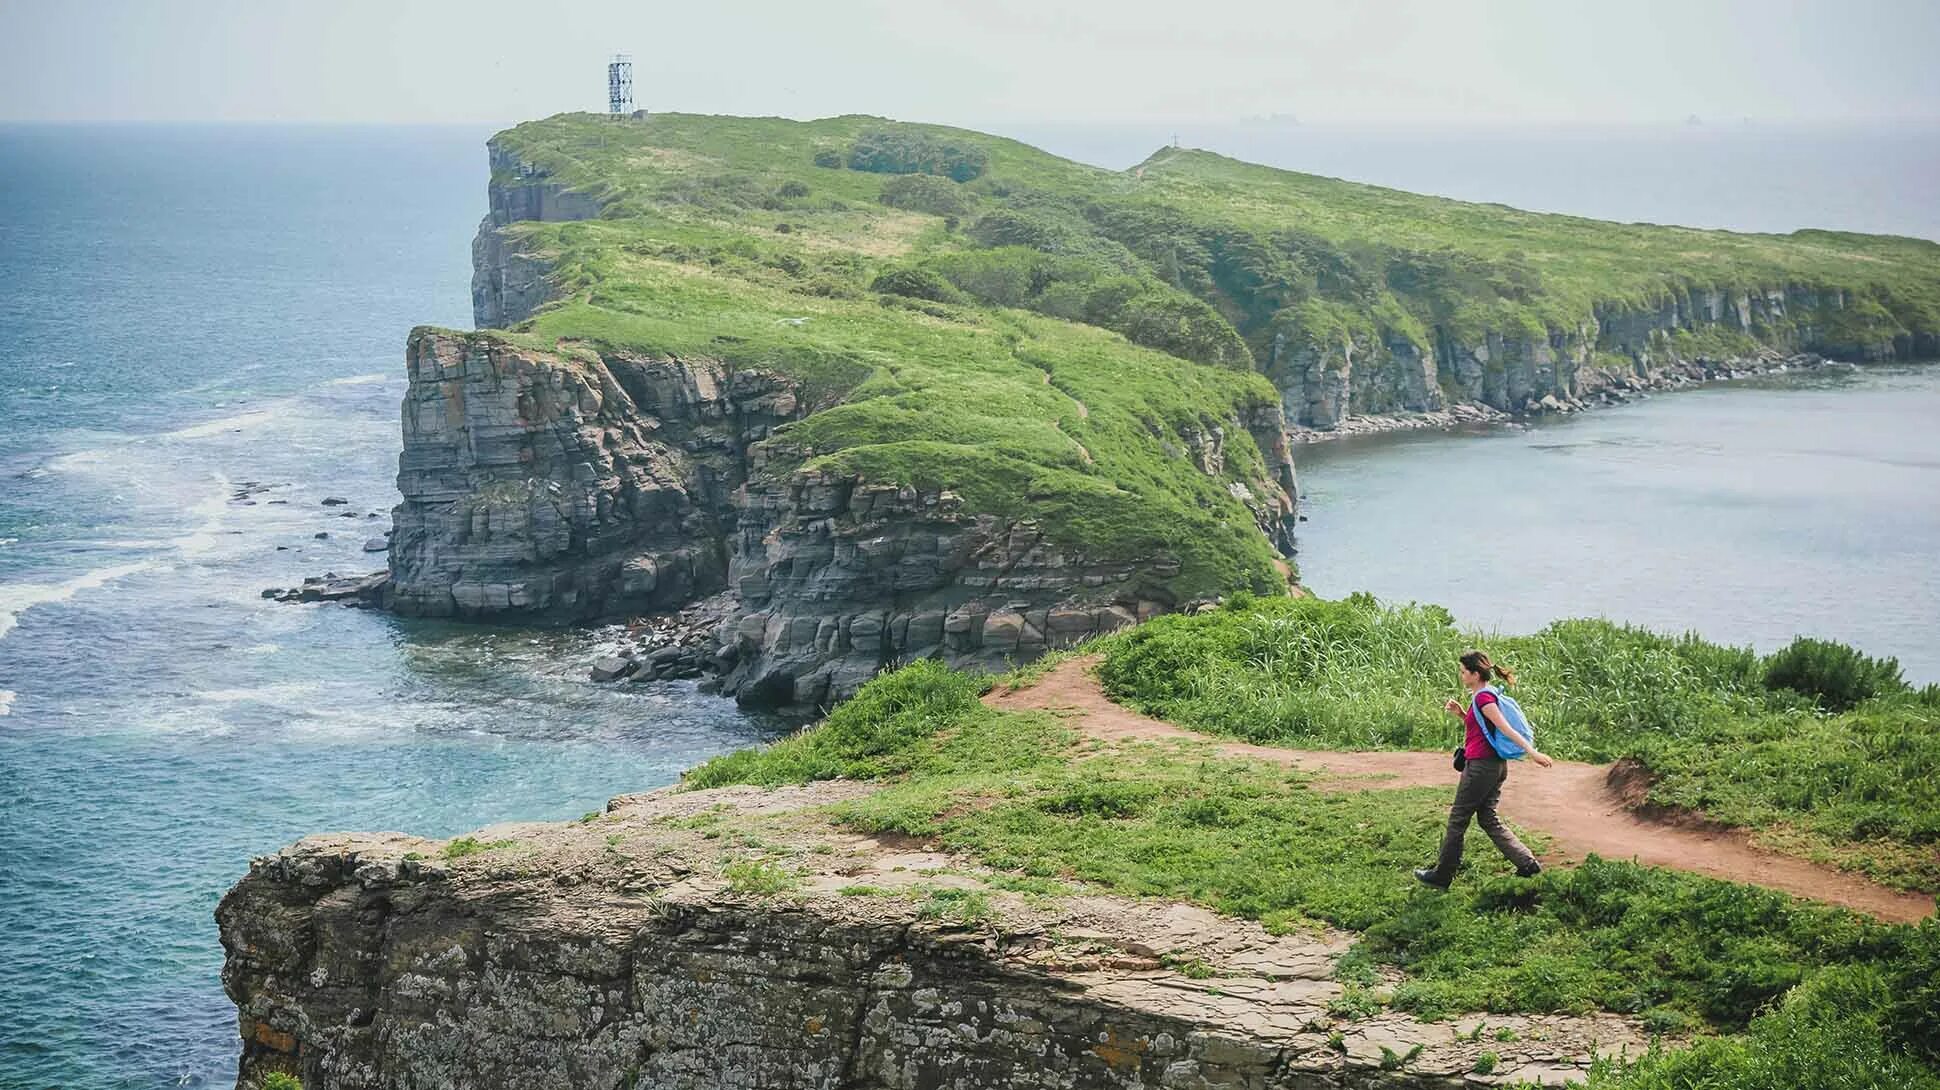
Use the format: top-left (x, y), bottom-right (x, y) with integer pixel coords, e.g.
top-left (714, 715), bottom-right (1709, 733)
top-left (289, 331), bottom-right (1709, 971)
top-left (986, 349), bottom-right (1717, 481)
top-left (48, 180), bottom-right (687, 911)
top-left (1460, 649), bottom-right (1515, 687)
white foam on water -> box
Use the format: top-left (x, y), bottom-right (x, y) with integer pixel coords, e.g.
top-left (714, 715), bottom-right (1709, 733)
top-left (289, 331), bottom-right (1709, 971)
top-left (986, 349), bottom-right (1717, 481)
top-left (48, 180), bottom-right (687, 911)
top-left (0, 690), bottom-right (14, 716)
top-left (0, 561), bottom-right (159, 642)
top-left (160, 409), bottom-right (279, 441)
top-left (191, 681), bottom-right (324, 704)
top-left (172, 472), bottom-right (232, 559)
top-left (0, 538), bottom-right (16, 547)
top-left (320, 373), bottom-right (390, 388)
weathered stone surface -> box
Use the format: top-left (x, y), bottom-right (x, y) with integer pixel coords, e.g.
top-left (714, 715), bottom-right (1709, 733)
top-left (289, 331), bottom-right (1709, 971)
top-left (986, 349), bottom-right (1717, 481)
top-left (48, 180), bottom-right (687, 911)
top-left (219, 786), bottom-right (1648, 1090)
top-left (1268, 281), bottom-right (1907, 433)
top-left (588, 655), bottom-right (637, 682)
top-left (385, 331), bottom-right (800, 623)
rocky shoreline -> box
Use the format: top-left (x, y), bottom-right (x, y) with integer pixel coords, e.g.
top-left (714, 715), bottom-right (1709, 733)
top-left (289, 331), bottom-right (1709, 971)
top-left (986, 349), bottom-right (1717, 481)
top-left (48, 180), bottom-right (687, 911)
top-left (1289, 349), bottom-right (1841, 443)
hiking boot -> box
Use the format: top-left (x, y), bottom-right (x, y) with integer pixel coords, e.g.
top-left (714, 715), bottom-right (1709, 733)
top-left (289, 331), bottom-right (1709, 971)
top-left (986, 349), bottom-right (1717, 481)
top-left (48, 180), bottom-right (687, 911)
top-left (1516, 861), bottom-right (1544, 879)
top-left (1413, 868), bottom-right (1450, 890)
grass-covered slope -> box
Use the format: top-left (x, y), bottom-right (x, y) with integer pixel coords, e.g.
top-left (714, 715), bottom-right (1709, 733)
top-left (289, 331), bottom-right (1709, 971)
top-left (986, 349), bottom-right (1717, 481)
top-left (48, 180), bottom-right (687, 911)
top-left (493, 111), bottom-right (1940, 385)
top-left (1099, 593), bottom-right (1940, 893)
top-left (484, 115), bottom-right (1295, 601)
top-left (685, 634), bottom-right (1940, 1088)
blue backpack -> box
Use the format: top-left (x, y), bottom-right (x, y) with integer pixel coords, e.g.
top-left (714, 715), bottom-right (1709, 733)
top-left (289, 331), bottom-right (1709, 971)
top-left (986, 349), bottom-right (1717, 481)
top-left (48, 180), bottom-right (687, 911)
top-left (1472, 685), bottom-right (1533, 759)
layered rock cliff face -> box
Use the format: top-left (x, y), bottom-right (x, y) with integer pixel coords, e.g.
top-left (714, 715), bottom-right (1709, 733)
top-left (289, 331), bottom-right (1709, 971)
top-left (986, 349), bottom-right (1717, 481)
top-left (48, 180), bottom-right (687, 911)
top-left (1265, 283), bottom-right (1927, 430)
top-left (387, 330), bottom-right (798, 619)
top-left (387, 318), bottom-right (1296, 706)
top-left (395, 145), bottom-right (1299, 710)
top-left (220, 784), bottom-right (1645, 1090)
top-left (471, 143), bottom-right (598, 329)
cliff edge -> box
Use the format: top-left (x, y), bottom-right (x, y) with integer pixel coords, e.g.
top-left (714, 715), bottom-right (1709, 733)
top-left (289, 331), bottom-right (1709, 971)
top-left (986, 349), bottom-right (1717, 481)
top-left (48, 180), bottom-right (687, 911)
top-left (220, 783), bottom-right (1645, 1090)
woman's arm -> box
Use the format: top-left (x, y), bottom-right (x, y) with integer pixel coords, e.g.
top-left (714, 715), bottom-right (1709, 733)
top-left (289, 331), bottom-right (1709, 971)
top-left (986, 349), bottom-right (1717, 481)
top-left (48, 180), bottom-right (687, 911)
top-left (1481, 702), bottom-right (1554, 767)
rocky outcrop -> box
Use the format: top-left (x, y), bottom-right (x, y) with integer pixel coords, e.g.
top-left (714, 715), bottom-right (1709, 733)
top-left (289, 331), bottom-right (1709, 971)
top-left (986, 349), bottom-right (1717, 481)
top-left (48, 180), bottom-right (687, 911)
top-left (384, 326), bottom-right (1295, 708)
top-left (219, 784), bottom-right (1647, 1090)
top-left (386, 330), bottom-right (801, 620)
top-left (1268, 283), bottom-right (1924, 431)
top-left (471, 142), bottom-right (602, 328)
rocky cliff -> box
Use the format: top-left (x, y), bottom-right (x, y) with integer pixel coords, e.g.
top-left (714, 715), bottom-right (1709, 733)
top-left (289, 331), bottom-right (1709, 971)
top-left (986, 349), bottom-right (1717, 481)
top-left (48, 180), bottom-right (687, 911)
top-left (386, 317), bottom-right (1296, 708)
top-left (388, 137), bottom-right (1301, 710)
top-left (391, 113), bottom-right (1940, 707)
top-left (471, 143), bottom-right (599, 329)
top-left (1263, 283), bottom-right (1924, 430)
top-left (219, 784), bottom-right (1645, 1090)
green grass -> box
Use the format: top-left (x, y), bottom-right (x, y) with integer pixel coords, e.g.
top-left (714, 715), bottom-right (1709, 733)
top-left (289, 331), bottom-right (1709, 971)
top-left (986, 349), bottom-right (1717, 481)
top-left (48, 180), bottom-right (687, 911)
top-left (1096, 592), bottom-right (1940, 890)
top-left (477, 213), bottom-right (1291, 602)
top-left (686, 659), bottom-right (1940, 1073)
top-left (1587, 966), bottom-right (1940, 1090)
top-left (440, 836), bottom-right (518, 860)
top-left (722, 858), bottom-right (802, 897)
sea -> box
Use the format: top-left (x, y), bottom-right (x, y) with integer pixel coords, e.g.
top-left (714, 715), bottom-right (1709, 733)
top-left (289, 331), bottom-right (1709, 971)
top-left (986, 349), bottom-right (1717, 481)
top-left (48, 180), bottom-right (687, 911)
top-left (0, 120), bottom-right (1936, 1089)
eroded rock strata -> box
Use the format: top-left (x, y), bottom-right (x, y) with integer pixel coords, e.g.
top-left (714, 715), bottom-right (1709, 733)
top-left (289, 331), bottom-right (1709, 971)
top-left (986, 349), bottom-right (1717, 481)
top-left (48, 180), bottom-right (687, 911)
top-left (220, 784), bottom-right (1647, 1090)
top-left (385, 319), bottom-right (1296, 708)
top-left (1264, 289), bottom-right (1907, 432)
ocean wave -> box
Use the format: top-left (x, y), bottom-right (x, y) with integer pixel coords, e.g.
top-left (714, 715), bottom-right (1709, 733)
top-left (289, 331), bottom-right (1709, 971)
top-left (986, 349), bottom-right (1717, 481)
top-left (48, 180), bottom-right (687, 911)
top-left (320, 373), bottom-right (390, 388)
top-left (172, 472), bottom-right (231, 558)
top-left (192, 682), bottom-right (324, 704)
top-left (0, 690), bottom-right (14, 716)
top-left (159, 409), bottom-right (279, 441)
top-left (0, 561), bottom-right (158, 642)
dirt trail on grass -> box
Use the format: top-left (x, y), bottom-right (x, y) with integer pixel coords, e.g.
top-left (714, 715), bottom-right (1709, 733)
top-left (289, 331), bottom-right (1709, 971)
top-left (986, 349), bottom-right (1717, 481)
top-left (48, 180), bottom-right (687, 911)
top-left (988, 656), bottom-right (1935, 924)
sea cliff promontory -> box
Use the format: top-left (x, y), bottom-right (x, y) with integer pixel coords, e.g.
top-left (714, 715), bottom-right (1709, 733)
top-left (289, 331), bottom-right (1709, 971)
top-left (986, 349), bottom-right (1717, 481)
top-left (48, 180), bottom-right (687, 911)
top-left (385, 112), bottom-right (1940, 709)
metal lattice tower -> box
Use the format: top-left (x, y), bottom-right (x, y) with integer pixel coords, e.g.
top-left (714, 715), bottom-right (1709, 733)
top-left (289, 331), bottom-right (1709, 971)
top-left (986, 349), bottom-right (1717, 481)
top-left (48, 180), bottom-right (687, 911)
top-left (607, 54), bottom-right (634, 117)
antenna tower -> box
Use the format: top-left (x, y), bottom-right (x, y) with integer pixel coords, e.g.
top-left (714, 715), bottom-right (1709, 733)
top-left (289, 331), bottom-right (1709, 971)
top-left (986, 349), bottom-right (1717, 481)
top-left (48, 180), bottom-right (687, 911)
top-left (607, 54), bottom-right (634, 117)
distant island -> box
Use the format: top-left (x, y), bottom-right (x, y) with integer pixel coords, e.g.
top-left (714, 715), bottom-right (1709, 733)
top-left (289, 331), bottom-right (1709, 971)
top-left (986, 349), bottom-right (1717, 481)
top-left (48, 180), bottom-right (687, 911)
top-left (307, 112), bottom-right (1940, 714)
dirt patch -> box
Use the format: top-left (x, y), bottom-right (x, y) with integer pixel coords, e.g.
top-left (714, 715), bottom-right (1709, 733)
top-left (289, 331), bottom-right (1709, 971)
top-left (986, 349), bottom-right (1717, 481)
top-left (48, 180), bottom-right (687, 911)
top-left (989, 656), bottom-right (1936, 924)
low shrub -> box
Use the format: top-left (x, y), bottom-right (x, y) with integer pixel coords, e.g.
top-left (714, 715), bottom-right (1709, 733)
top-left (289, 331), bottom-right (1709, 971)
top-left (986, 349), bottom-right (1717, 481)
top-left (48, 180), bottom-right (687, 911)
top-left (1588, 965), bottom-right (1940, 1089)
top-left (870, 266), bottom-right (964, 304)
top-left (879, 173), bottom-right (976, 218)
top-left (848, 130), bottom-right (987, 182)
top-left (1763, 636), bottom-right (1906, 711)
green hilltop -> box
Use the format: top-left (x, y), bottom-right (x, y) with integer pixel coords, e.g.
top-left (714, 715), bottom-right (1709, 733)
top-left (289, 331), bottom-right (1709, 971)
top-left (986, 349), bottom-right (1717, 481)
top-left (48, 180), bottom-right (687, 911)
top-left (490, 110), bottom-right (1940, 368)
top-left (471, 111), bottom-right (1940, 599)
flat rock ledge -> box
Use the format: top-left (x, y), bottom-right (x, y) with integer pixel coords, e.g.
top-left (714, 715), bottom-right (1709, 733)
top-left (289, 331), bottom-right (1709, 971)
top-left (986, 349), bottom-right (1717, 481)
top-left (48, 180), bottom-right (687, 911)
top-left (220, 783), bottom-right (1649, 1090)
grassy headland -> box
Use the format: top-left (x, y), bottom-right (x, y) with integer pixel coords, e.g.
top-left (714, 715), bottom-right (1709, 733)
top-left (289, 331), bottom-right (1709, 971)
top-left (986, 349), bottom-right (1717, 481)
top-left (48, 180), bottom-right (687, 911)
top-left (492, 110), bottom-right (1940, 375)
top-left (468, 111), bottom-right (1940, 603)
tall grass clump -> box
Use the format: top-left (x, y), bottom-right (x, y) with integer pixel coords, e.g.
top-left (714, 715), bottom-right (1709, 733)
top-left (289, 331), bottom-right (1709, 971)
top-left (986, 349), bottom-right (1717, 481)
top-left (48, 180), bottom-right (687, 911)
top-left (1762, 636), bottom-right (1907, 712)
top-left (684, 659), bottom-right (986, 787)
top-left (1098, 593), bottom-right (1940, 890)
top-left (1588, 961), bottom-right (1940, 1090)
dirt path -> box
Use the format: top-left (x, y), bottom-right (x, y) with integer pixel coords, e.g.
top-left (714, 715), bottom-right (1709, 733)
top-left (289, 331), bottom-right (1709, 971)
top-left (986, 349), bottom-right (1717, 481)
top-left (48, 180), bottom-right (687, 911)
top-left (989, 656), bottom-right (1935, 924)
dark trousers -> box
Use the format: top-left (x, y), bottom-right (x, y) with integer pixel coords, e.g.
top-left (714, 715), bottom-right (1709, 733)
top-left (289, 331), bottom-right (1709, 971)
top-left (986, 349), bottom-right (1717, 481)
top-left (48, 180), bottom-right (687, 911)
top-left (1427, 757), bottom-right (1537, 882)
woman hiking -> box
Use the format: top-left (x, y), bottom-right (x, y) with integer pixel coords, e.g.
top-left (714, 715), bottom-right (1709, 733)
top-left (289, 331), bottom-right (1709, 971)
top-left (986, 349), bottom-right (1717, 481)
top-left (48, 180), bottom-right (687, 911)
top-left (1414, 649), bottom-right (1554, 889)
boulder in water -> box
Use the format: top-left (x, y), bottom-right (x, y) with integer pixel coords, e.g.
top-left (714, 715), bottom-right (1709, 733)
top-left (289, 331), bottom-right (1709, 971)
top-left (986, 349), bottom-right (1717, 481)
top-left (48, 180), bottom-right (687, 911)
top-left (589, 655), bottom-right (638, 683)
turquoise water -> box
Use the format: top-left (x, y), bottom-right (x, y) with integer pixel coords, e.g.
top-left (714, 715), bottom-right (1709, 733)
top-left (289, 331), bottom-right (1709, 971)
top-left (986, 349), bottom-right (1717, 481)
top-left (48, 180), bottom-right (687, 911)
top-left (0, 127), bottom-right (784, 1089)
top-left (2, 122), bottom-right (1938, 1090)
top-left (1292, 365), bottom-right (1940, 683)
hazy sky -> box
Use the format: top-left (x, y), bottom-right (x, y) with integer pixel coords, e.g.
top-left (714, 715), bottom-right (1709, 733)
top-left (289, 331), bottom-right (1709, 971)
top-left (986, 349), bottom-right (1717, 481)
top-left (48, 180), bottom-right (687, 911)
top-left (3, 0), bottom-right (1936, 125)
